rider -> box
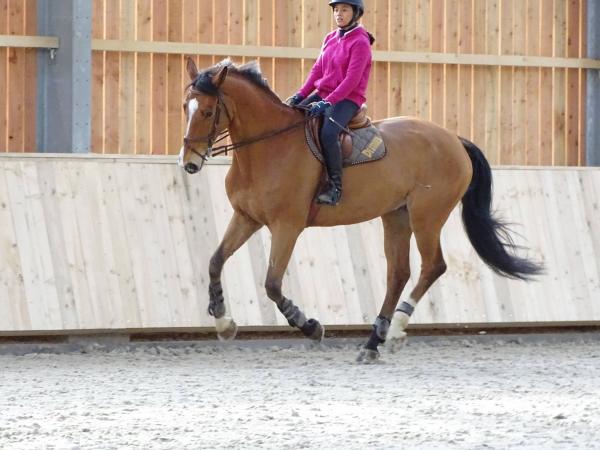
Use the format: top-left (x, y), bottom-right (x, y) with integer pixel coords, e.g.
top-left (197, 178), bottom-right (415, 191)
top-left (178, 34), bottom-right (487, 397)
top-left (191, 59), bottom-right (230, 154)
top-left (287, 0), bottom-right (374, 206)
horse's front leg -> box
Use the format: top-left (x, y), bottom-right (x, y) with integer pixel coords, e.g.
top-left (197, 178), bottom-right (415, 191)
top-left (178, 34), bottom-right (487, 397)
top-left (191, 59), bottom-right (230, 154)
top-left (357, 209), bottom-right (412, 363)
top-left (265, 223), bottom-right (324, 341)
top-left (208, 211), bottom-right (262, 340)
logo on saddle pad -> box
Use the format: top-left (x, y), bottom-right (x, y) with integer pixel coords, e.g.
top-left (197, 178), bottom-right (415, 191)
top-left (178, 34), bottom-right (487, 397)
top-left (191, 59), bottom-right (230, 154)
top-left (361, 135), bottom-right (383, 158)
top-left (305, 110), bottom-right (387, 167)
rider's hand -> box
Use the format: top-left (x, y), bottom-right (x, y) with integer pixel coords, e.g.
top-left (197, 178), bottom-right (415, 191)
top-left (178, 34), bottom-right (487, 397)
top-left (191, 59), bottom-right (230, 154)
top-left (308, 100), bottom-right (332, 117)
top-left (286, 93), bottom-right (305, 107)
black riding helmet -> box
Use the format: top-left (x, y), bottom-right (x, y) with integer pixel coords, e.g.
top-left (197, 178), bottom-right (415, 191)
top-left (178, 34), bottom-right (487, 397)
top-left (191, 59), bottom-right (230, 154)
top-left (328, 0), bottom-right (364, 22)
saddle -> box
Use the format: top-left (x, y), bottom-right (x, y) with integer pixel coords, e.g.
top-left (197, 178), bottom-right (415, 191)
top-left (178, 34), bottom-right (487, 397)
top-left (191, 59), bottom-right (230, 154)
top-left (305, 105), bottom-right (387, 167)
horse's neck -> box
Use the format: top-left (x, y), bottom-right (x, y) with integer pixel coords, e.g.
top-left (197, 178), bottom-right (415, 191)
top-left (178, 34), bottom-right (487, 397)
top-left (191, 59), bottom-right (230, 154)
top-left (226, 82), bottom-right (308, 183)
top-left (226, 84), bottom-right (299, 143)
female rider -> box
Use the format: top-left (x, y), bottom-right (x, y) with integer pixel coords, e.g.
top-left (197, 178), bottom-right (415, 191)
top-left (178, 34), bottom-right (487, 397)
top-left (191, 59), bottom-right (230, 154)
top-left (287, 0), bottom-right (374, 206)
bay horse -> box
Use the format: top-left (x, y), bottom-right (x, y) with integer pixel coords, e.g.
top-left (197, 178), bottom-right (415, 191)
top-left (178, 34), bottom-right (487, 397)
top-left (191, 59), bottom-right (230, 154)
top-left (178, 58), bottom-right (543, 362)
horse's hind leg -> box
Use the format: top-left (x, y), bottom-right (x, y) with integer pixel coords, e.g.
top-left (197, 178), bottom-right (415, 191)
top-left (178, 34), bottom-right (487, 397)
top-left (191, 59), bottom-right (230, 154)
top-left (357, 208), bottom-right (412, 363)
top-left (265, 222), bottom-right (324, 341)
top-left (386, 211), bottom-right (448, 353)
top-left (209, 211), bottom-right (262, 340)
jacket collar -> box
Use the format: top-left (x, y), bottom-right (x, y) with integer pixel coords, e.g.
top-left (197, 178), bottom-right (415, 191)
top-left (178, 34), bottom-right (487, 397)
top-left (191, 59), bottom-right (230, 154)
top-left (338, 24), bottom-right (363, 39)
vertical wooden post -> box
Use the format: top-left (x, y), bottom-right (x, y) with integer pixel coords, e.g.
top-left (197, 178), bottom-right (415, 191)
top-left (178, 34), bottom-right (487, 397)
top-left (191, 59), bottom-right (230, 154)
top-left (104, 0), bottom-right (119, 154)
top-left (166, 0), bottom-right (184, 156)
top-left (151, 0), bottom-right (168, 155)
top-left (539, 0), bottom-right (554, 165)
top-left (119, 0), bottom-right (136, 154)
top-left (553, 0), bottom-right (567, 165)
top-left (499, 0), bottom-right (514, 164)
top-left (430, 0), bottom-right (444, 127)
top-left (136, 0), bottom-right (152, 155)
top-left (91, 0), bottom-right (105, 153)
top-left (0, 0), bottom-right (9, 152)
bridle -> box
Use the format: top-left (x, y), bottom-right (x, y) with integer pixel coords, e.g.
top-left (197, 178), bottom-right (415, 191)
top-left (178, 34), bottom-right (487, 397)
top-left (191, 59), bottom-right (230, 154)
top-left (182, 88), bottom-right (309, 169)
top-left (182, 89), bottom-right (232, 168)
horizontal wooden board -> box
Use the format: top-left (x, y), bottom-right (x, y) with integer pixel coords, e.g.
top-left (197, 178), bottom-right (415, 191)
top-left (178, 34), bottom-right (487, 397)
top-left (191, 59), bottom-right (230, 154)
top-left (90, 40), bottom-right (600, 69)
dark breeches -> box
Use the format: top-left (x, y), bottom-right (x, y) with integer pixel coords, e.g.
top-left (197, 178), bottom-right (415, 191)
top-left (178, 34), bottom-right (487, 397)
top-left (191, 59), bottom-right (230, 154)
top-left (302, 94), bottom-right (359, 171)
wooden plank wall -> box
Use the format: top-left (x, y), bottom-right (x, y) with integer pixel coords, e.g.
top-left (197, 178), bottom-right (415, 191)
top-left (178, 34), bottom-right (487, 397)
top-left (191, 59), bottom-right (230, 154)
top-left (86, 0), bottom-right (589, 164)
top-left (0, 0), bottom-right (37, 153)
top-left (1, 154), bottom-right (599, 333)
top-left (0, 1), bottom-right (590, 162)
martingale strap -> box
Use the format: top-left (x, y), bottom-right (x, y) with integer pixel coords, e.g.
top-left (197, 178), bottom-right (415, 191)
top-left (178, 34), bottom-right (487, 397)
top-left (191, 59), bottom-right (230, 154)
top-left (210, 118), bottom-right (308, 157)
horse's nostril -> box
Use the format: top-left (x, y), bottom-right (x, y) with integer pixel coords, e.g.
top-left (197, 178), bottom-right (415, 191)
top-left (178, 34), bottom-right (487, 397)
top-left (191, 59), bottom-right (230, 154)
top-left (184, 163), bottom-right (199, 174)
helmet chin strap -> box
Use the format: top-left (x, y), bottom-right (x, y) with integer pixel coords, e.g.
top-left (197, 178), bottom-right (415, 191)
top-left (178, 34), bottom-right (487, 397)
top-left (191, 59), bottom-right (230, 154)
top-left (338, 20), bottom-right (359, 36)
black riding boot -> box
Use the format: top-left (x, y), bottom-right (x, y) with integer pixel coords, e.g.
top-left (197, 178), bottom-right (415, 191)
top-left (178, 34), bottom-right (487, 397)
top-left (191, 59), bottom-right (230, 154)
top-left (317, 145), bottom-right (343, 206)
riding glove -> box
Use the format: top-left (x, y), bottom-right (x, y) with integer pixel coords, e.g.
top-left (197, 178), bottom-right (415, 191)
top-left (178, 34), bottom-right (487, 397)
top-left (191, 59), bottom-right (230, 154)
top-left (286, 93), bottom-right (305, 106)
top-left (308, 100), bottom-right (332, 117)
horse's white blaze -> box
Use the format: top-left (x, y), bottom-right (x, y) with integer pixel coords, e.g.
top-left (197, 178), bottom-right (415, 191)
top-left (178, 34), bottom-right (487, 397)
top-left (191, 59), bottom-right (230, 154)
top-left (215, 316), bottom-right (234, 333)
top-left (178, 98), bottom-right (199, 167)
top-left (177, 146), bottom-right (185, 167)
top-left (185, 98), bottom-right (199, 135)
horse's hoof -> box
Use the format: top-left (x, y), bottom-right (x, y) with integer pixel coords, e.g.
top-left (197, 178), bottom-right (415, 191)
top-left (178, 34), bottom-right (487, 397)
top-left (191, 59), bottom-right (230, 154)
top-left (386, 332), bottom-right (407, 353)
top-left (302, 319), bottom-right (325, 342)
top-left (216, 318), bottom-right (238, 342)
top-left (309, 319), bottom-right (325, 342)
top-left (356, 347), bottom-right (380, 364)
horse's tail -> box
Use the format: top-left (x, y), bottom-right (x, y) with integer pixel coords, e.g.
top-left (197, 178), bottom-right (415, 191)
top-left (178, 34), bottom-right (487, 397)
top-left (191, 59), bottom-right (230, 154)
top-left (459, 137), bottom-right (544, 280)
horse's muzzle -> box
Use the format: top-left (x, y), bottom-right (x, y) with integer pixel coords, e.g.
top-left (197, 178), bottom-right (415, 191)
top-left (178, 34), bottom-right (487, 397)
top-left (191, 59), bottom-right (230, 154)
top-left (184, 162), bottom-right (199, 174)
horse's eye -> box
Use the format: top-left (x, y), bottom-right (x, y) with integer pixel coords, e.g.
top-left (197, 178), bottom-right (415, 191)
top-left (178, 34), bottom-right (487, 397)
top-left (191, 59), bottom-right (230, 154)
top-left (206, 111), bottom-right (213, 118)
top-left (183, 103), bottom-right (187, 111)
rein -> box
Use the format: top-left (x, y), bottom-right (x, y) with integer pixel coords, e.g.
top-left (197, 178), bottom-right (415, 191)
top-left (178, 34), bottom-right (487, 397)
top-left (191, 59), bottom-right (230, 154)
top-left (209, 118), bottom-right (309, 157)
top-left (184, 88), bottom-right (309, 160)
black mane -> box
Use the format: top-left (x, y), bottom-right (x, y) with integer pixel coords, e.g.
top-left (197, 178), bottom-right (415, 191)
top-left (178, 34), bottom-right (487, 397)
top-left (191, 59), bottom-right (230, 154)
top-left (192, 59), bottom-right (282, 103)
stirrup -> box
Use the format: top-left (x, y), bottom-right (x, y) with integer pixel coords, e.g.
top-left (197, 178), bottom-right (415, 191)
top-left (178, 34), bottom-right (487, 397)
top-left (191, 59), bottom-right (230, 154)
top-left (317, 186), bottom-right (342, 206)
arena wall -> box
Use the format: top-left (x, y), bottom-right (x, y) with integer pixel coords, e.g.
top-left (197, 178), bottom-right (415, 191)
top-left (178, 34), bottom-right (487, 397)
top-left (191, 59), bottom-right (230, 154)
top-left (1, 154), bottom-right (599, 335)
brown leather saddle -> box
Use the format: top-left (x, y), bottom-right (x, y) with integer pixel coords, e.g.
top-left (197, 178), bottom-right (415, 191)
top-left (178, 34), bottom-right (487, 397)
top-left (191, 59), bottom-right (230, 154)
top-left (302, 105), bottom-right (388, 223)
top-left (305, 105), bottom-right (386, 167)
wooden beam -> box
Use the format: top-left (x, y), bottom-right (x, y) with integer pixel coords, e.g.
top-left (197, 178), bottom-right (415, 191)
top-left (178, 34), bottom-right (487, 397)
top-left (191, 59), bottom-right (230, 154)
top-left (91, 39), bottom-right (600, 69)
top-left (0, 34), bottom-right (59, 48)
top-left (92, 39), bottom-right (320, 59)
top-left (374, 51), bottom-right (600, 70)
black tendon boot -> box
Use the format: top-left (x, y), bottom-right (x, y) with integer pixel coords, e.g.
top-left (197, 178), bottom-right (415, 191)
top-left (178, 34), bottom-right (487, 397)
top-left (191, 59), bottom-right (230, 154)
top-left (317, 142), bottom-right (343, 205)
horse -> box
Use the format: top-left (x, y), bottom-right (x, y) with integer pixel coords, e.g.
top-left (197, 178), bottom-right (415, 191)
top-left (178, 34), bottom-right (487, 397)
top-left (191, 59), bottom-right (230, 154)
top-left (178, 57), bottom-right (543, 362)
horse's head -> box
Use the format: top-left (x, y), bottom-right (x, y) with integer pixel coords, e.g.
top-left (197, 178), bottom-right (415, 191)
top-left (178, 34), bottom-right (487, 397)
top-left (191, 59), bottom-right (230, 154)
top-left (178, 58), bottom-right (232, 174)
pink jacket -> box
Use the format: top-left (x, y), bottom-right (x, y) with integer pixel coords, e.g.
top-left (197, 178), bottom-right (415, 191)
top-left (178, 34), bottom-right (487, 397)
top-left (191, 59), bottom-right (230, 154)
top-left (299, 26), bottom-right (372, 106)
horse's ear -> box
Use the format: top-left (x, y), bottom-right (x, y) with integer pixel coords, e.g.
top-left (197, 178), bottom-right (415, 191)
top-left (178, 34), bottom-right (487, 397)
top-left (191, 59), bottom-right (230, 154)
top-left (212, 65), bottom-right (228, 88)
top-left (186, 57), bottom-right (199, 81)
